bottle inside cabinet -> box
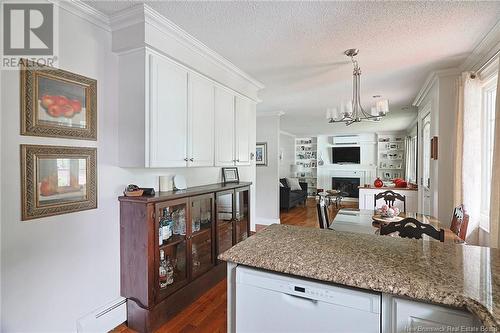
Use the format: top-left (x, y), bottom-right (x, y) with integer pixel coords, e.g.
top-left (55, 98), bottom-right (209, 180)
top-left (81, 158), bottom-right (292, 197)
top-left (158, 203), bottom-right (186, 247)
top-left (157, 240), bottom-right (187, 298)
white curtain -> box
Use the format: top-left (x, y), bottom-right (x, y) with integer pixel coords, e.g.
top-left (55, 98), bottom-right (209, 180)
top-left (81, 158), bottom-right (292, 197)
top-left (460, 72), bottom-right (482, 242)
top-left (489, 63), bottom-right (500, 248)
top-left (453, 74), bottom-right (465, 206)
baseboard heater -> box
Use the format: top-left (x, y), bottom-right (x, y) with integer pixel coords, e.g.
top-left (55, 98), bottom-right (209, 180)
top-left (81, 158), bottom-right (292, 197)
top-left (76, 297), bottom-right (127, 332)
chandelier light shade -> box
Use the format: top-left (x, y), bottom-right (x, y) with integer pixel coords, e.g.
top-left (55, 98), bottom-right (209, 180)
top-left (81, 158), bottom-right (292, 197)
top-left (327, 49), bottom-right (389, 126)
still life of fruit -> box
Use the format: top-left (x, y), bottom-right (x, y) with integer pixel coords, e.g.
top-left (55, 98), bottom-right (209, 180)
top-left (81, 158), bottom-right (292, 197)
top-left (39, 174), bottom-right (82, 197)
top-left (40, 95), bottom-right (82, 119)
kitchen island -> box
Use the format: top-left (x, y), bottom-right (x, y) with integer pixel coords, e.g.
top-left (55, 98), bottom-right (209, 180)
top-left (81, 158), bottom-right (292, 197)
top-left (219, 224), bottom-right (499, 332)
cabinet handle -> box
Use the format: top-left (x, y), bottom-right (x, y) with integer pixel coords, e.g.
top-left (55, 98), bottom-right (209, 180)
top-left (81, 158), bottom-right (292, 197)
top-left (190, 158), bottom-right (194, 162)
top-left (184, 158), bottom-right (188, 161)
top-left (236, 159), bottom-right (240, 162)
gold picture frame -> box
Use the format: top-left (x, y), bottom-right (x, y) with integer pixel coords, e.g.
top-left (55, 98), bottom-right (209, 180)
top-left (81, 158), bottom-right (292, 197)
top-left (21, 145), bottom-right (97, 221)
top-left (20, 59), bottom-right (97, 140)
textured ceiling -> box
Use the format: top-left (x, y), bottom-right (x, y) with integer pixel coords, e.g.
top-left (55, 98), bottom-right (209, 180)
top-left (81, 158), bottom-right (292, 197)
top-left (85, 1), bottom-right (500, 135)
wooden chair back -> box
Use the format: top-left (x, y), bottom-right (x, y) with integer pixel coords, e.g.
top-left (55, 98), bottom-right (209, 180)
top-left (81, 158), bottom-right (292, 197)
top-left (374, 190), bottom-right (406, 213)
top-left (316, 202), bottom-right (330, 229)
top-left (380, 217), bottom-right (444, 242)
top-left (450, 204), bottom-right (469, 241)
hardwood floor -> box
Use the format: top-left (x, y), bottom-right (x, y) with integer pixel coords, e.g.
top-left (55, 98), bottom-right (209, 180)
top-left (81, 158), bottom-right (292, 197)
top-left (114, 278), bottom-right (227, 333)
top-left (114, 198), bottom-right (357, 333)
top-left (280, 198), bottom-right (358, 228)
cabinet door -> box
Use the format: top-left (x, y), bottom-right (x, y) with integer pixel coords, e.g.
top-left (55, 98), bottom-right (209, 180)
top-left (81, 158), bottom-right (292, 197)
top-left (189, 194), bottom-right (215, 279)
top-left (391, 297), bottom-right (477, 332)
top-left (235, 97), bottom-right (252, 166)
top-left (215, 190), bottom-right (235, 258)
top-left (234, 187), bottom-right (250, 243)
top-left (188, 74), bottom-right (214, 167)
top-left (149, 54), bottom-right (188, 167)
top-left (155, 199), bottom-right (189, 302)
top-left (215, 88), bottom-right (235, 166)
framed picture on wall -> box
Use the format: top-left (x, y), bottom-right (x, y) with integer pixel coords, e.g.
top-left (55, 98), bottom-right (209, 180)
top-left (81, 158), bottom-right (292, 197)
top-left (255, 142), bottom-right (268, 166)
top-left (222, 167), bottom-right (239, 184)
top-left (20, 59), bottom-right (97, 140)
top-left (21, 145), bottom-right (97, 220)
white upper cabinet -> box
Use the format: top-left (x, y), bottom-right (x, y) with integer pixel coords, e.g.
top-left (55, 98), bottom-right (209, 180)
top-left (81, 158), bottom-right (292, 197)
top-left (215, 88), bottom-right (236, 166)
top-left (235, 97), bottom-right (253, 166)
top-left (117, 48), bottom-right (260, 168)
top-left (149, 54), bottom-right (188, 168)
top-left (188, 73), bottom-right (215, 167)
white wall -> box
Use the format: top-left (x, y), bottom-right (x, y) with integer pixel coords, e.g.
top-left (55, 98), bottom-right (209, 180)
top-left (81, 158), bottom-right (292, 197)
top-left (316, 134), bottom-right (377, 190)
top-left (415, 73), bottom-right (458, 230)
top-left (256, 115), bottom-right (280, 224)
top-left (0, 5), bottom-right (256, 332)
top-left (279, 132), bottom-right (295, 178)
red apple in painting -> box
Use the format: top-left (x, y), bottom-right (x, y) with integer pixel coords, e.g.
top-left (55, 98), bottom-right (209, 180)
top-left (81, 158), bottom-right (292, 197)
top-left (41, 95), bottom-right (55, 109)
top-left (55, 95), bottom-right (69, 106)
top-left (40, 178), bottom-right (57, 196)
top-left (69, 99), bottom-right (82, 113)
top-left (47, 104), bottom-right (62, 117)
top-left (60, 104), bottom-right (75, 118)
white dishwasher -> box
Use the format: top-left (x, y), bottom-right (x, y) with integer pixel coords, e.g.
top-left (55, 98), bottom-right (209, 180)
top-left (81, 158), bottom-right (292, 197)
top-left (235, 266), bottom-right (381, 333)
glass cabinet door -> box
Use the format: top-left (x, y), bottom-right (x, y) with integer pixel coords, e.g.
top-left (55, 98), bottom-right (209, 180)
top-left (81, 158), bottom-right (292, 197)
top-left (235, 188), bottom-right (250, 243)
top-left (189, 194), bottom-right (214, 279)
top-left (156, 199), bottom-right (188, 301)
top-left (216, 190), bottom-right (234, 257)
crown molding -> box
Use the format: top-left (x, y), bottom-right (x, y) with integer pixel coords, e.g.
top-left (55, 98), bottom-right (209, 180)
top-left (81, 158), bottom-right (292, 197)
top-left (257, 111), bottom-right (285, 117)
top-left (49, 0), bottom-right (111, 32)
top-left (412, 68), bottom-right (460, 107)
top-left (280, 130), bottom-right (296, 137)
top-left (460, 19), bottom-right (500, 72)
top-left (109, 4), bottom-right (264, 91)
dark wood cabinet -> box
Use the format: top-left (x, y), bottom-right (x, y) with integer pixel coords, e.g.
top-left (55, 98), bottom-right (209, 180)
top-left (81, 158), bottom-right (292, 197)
top-left (119, 182), bottom-right (251, 333)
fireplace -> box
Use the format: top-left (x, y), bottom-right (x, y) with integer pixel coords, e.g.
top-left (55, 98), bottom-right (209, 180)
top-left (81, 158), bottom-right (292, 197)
top-left (332, 177), bottom-right (360, 198)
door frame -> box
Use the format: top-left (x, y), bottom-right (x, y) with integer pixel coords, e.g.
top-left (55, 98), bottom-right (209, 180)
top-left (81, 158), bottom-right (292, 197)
top-left (417, 102), bottom-right (432, 214)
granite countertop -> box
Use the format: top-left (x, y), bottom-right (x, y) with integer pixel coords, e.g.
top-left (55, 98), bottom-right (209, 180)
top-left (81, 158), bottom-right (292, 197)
top-left (219, 224), bottom-right (500, 329)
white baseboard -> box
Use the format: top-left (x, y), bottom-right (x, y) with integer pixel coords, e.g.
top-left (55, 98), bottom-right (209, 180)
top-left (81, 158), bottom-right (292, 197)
top-left (256, 217), bottom-right (280, 226)
top-left (76, 297), bottom-right (127, 333)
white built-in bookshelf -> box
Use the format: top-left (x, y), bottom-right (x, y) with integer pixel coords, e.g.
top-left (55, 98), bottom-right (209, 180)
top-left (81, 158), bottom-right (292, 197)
top-left (295, 137), bottom-right (318, 197)
top-left (377, 133), bottom-right (406, 181)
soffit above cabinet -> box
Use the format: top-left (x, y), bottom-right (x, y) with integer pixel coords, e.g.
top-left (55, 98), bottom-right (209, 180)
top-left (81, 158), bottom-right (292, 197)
top-left (109, 4), bottom-right (264, 101)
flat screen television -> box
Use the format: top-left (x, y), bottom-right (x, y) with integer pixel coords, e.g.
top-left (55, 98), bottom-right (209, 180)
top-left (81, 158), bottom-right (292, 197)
top-left (332, 147), bottom-right (360, 164)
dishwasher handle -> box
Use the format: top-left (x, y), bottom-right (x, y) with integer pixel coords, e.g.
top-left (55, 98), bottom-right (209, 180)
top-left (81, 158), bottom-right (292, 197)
top-left (282, 292), bottom-right (319, 309)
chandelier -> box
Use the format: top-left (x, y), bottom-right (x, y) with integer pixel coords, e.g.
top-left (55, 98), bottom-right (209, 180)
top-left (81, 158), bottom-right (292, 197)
top-left (327, 49), bottom-right (389, 126)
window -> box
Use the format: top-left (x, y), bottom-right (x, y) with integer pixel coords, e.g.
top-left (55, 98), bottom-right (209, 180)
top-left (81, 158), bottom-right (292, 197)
top-left (406, 134), bottom-right (418, 184)
top-left (480, 75), bottom-right (497, 231)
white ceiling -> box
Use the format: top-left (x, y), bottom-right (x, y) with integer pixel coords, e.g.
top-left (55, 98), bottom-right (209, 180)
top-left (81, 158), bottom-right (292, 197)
top-left (85, 1), bottom-right (500, 136)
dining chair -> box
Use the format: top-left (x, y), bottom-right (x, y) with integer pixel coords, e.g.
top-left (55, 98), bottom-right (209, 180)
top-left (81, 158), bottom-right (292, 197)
top-left (380, 217), bottom-right (444, 242)
top-left (374, 190), bottom-right (406, 213)
top-left (450, 204), bottom-right (469, 241)
top-left (316, 202), bottom-right (330, 229)
top-left (332, 184), bottom-right (350, 209)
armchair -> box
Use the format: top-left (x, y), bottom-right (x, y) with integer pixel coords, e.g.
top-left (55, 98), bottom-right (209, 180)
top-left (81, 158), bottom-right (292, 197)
top-left (280, 178), bottom-right (308, 211)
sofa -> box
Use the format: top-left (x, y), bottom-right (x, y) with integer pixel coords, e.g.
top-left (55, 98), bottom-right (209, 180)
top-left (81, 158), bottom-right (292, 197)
top-left (280, 178), bottom-right (308, 211)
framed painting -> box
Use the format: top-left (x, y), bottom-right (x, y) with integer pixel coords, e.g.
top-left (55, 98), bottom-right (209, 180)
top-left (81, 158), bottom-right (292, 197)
top-left (20, 59), bottom-right (97, 140)
top-left (256, 142), bottom-right (268, 166)
top-left (21, 145), bottom-right (97, 220)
